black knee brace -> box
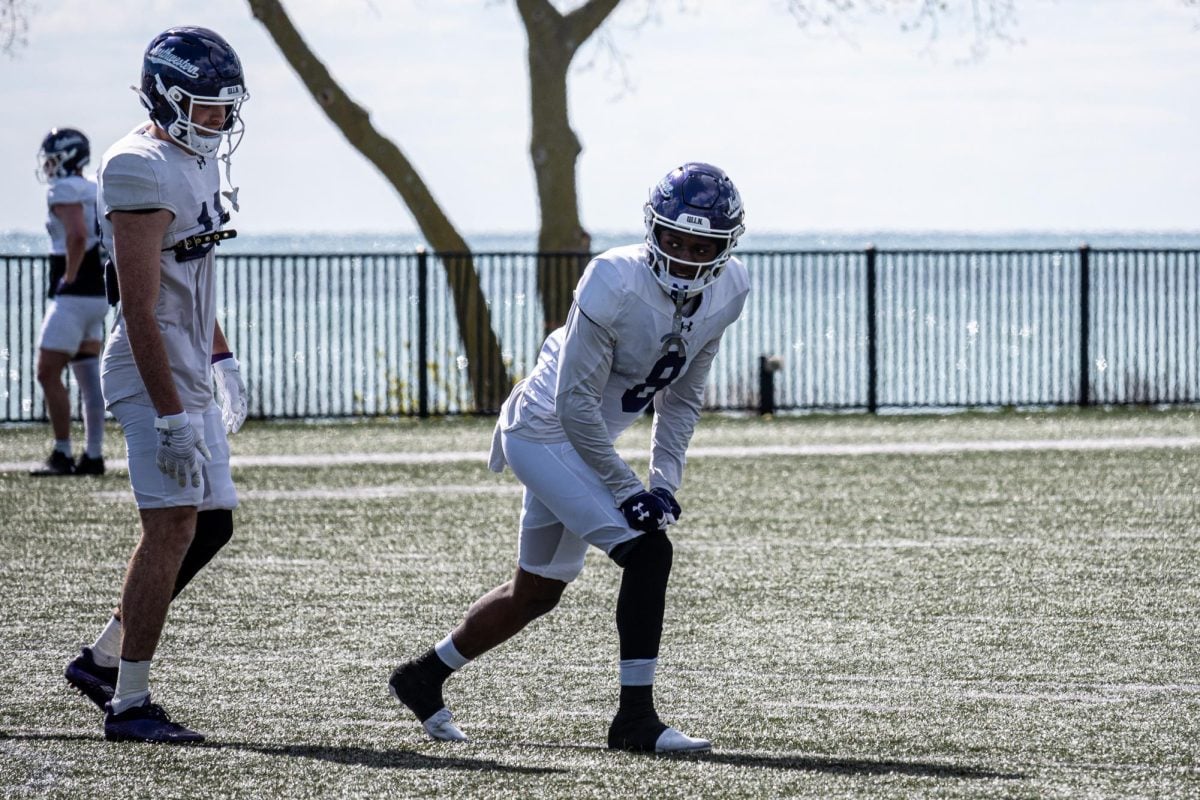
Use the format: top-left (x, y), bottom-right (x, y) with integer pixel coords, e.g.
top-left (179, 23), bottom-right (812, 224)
top-left (172, 509), bottom-right (234, 599)
top-left (612, 532), bottom-right (674, 661)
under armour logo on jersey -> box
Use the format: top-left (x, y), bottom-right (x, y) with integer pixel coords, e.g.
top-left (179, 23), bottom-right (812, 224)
top-left (680, 320), bottom-right (694, 333)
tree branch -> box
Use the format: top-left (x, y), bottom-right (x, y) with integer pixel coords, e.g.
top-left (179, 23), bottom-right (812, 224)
top-left (0, 0), bottom-right (31, 56)
top-left (246, 0), bottom-right (468, 253)
top-left (565, 0), bottom-right (624, 47)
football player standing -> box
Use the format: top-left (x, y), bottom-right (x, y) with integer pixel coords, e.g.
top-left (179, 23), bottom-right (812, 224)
top-left (62, 26), bottom-right (250, 744)
top-left (30, 128), bottom-right (108, 476)
top-left (390, 163), bottom-right (749, 753)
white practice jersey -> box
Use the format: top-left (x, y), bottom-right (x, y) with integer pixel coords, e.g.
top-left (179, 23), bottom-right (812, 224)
top-left (98, 125), bottom-right (229, 412)
top-left (495, 243), bottom-right (749, 502)
top-left (44, 174), bottom-right (100, 256)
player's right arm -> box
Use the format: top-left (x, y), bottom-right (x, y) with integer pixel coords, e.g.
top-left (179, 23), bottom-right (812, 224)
top-left (51, 202), bottom-right (88, 284)
top-left (555, 262), bottom-right (645, 505)
top-left (111, 209), bottom-right (183, 416)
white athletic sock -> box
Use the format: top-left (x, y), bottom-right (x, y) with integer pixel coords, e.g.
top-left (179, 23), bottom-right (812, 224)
top-left (435, 634), bottom-right (470, 670)
top-left (70, 357), bottom-right (104, 458)
top-left (111, 659), bottom-right (151, 714)
top-left (54, 439), bottom-right (72, 456)
top-left (619, 657), bottom-right (657, 686)
top-left (90, 616), bottom-right (122, 667)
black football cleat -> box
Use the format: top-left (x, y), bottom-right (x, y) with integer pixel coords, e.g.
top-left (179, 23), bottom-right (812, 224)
top-left (64, 647), bottom-right (119, 711)
top-left (389, 661), bottom-right (467, 742)
top-left (608, 710), bottom-right (710, 753)
top-left (74, 454), bottom-right (106, 475)
top-left (30, 450), bottom-right (75, 476)
top-left (103, 699), bottom-right (205, 744)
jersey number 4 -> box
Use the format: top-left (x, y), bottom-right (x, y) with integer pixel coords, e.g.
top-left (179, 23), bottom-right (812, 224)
top-left (621, 351), bottom-right (687, 412)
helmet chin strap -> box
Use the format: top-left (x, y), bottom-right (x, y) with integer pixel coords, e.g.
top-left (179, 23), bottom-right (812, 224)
top-left (220, 151), bottom-right (240, 212)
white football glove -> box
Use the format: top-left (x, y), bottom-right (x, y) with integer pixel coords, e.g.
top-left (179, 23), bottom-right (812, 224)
top-left (154, 412), bottom-right (211, 488)
top-left (212, 356), bottom-right (248, 434)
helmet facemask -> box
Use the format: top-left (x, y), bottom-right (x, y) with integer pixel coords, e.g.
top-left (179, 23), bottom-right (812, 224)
top-left (34, 148), bottom-right (74, 183)
top-left (644, 205), bottom-right (743, 300)
top-left (35, 129), bottom-right (89, 183)
top-left (139, 75), bottom-right (247, 161)
top-left (642, 162), bottom-right (745, 301)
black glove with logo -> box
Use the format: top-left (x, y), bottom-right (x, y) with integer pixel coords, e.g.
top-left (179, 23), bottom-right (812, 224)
top-left (649, 487), bottom-right (682, 523)
top-left (619, 490), bottom-right (677, 534)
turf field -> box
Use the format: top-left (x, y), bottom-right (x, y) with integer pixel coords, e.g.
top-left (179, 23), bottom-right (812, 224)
top-left (1, 409), bottom-right (1197, 798)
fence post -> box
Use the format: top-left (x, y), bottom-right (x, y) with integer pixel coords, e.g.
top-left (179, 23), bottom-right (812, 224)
top-left (1078, 244), bottom-right (1090, 406)
top-left (417, 247), bottom-right (430, 418)
top-left (758, 355), bottom-right (776, 416)
top-left (865, 245), bottom-right (878, 414)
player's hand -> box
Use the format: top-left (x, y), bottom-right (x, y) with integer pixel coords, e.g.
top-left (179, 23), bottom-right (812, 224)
top-left (154, 412), bottom-right (211, 488)
top-left (212, 356), bottom-right (248, 434)
top-left (620, 490), bottom-right (677, 534)
top-left (55, 277), bottom-right (72, 294)
top-left (649, 487), bottom-right (682, 523)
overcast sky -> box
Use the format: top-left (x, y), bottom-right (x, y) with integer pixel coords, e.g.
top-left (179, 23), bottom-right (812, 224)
top-left (2, 0), bottom-right (1198, 240)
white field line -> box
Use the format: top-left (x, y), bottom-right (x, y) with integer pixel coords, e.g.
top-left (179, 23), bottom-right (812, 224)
top-left (93, 483), bottom-right (522, 503)
top-left (4, 434), bottom-right (1200, 474)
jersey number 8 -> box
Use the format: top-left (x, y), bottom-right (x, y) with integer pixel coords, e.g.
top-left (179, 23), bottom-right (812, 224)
top-left (621, 351), bottom-right (687, 412)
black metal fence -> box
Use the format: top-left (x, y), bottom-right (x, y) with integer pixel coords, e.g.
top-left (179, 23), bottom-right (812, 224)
top-left (3, 247), bottom-right (1198, 422)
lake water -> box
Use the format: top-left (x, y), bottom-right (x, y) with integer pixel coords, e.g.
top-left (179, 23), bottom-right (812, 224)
top-left (3, 229), bottom-right (1200, 256)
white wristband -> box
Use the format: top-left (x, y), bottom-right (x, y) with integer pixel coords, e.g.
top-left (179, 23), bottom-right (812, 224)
top-left (154, 411), bottom-right (189, 431)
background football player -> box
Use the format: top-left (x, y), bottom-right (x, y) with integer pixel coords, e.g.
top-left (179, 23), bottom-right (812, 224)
top-left (62, 26), bottom-right (249, 744)
top-left (390, 162), bottom-right (749, 753)
top-left (30, 128), bottom-right (108, 477)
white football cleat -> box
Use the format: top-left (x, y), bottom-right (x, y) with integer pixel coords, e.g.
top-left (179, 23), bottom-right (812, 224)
top-left (655, 726), bottom-right (711, 753)
top-left (422, 707), bottom-right (468, 742)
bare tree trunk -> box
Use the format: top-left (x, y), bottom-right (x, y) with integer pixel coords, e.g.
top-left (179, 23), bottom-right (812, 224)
top-left (516, 0), bottom-right (621, 333)
top-left (246, 0), bottom-right (510, 410)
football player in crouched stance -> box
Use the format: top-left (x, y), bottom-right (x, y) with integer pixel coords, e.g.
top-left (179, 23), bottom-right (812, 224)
top-left (62, 26), bottom-right (250, 744)
top-left (390, 163), bottom-right (749, 753)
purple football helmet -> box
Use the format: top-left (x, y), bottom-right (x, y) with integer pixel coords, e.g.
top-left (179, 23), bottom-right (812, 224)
top-left (137, 26), bottom-right (248, 159)
top-left (643, 162), bottom-right (745, 298)
top-left (36, 128), bottom-right (89, 182)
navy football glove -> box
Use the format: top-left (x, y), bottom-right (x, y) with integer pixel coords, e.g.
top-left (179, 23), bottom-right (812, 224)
top-left (649, 487), bottom-right (681, 522)
top-left (620, 490), bottom-right (677, 534)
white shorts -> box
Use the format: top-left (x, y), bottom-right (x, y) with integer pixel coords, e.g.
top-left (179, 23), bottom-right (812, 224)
top-left (111, 400), bottom-right (238, 511)
top-left (38, 295), bottom-right (108, 353)
top-left (501, 431), bottom-right (639, 583)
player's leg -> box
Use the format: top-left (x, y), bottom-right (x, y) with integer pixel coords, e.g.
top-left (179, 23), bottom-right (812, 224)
top-left (93, 401), bottom-right (206, 742)
top-left (502, 437), bottom-right (708, 752)
top-left (389, 434), bottom-right (590, 741)
top-left (173, 404), bottom-right (238, 598)
top-left (389, 565), bottom-right (567, 741)
top-left (605, 532), bottom-right (708, 753)
top-left (71, 326), bottom-right (106, 474)
top-left (32, 297), bottom-right (97, 475)
top-left (31, 347), bottom-right (74, 475)
top-left (66, 405), bottom-right (236, 717)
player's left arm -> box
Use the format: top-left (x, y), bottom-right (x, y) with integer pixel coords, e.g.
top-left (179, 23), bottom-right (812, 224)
top-left (52, 202), bottom-right (88, 285)
top-left (648, 337), bottom-right (722, 497)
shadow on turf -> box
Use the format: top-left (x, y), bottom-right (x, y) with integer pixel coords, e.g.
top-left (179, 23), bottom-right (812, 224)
top-left (0, 731), bottom-right (561, 775)
top-left (204, 740), bottom-right (563, 774)
top-left (516, 741), bottom-right (1022, 780)
top-left (698, 752), bottom-right (1025, 781)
